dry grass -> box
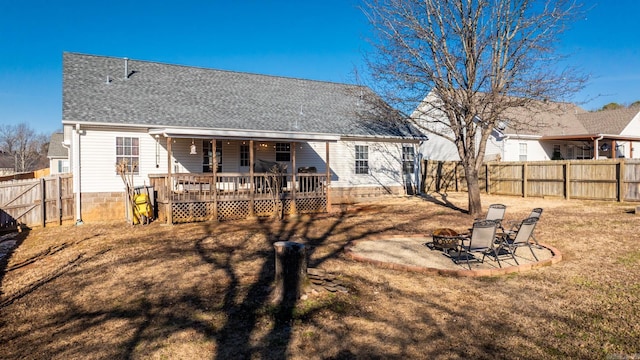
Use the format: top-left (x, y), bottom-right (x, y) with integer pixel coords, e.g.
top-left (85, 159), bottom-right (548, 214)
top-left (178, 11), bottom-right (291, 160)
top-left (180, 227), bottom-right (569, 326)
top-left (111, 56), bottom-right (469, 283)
top-left (1, 193), bottom-right (639, 359)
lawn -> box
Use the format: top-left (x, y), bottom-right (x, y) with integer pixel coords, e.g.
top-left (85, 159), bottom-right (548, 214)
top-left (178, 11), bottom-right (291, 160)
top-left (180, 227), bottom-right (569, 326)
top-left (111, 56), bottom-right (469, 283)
top-left (1, 193), bottom-right (639, 359)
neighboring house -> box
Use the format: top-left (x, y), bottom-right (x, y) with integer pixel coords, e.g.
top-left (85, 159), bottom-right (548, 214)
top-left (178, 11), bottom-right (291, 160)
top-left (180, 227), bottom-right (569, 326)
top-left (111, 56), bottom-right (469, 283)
top-left (415, 91), bottom-right (640, 162)
top-left (0, 151), bottom-right (13, 176)
top-left (47, 132), bottom-right (70, 174)
top-left (62, 52), bottom-right (426, 223)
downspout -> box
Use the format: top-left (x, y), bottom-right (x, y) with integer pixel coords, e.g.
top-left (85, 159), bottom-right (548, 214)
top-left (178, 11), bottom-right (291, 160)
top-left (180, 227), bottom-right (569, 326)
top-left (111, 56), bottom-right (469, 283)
top-left (501, 135), bottom-right (510, 161)
top-left (73, 123), bottom-right (83, 225)
top-left (592, 135), bottom-right (604, 160)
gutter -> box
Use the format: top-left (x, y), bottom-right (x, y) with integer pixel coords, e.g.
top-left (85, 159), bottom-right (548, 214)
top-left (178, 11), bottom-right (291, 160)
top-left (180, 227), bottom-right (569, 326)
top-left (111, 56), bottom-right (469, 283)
top-left (73, 123), bottom-right (83, 225)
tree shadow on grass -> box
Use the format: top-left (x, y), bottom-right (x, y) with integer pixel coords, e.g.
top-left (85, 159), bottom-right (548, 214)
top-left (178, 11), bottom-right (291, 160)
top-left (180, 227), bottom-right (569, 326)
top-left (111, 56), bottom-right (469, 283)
top-left (418, 193), bottom-right (469, 214)
top-left (203, 206), bottom-right (438, 359)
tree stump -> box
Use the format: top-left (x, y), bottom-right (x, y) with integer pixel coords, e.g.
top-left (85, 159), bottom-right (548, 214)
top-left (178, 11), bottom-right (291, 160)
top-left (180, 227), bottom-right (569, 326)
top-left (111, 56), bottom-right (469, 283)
top-left (272, 241), bottom-right (307, 303)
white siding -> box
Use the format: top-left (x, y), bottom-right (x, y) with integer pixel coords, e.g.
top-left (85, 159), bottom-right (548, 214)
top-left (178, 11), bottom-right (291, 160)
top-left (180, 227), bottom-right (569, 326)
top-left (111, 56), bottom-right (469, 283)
top-left (502, 138), bottom-right (548, 161)
top-left (485, 132), bottom-right (503, 161)
top-left (620, 112), bottom-right (640, 159)
top-left (327, 140), bottom-right (405, 188)
top-left (79, 129), bottom-right (168, 193)
top-left (76, 129), bottom-right (409, 193)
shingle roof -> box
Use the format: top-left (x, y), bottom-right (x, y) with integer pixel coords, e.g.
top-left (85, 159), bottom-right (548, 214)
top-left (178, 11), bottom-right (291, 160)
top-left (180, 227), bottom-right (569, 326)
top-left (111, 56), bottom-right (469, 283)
top-left (501, 101), bottom-right (588, 137)
top-left (62, 53), bottom-right (424, 140)
top-left (576, 107), bottom-right (640, 134)
top-left (47, 133), bottom-right (67, 158)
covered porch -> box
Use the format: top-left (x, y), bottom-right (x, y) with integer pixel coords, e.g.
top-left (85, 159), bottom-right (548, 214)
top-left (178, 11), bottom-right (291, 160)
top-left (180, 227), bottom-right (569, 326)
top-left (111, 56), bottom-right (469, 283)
top-left (146, 130), bottom-right (336, 224)
top-left (148, 171), bottom-right (329, 223)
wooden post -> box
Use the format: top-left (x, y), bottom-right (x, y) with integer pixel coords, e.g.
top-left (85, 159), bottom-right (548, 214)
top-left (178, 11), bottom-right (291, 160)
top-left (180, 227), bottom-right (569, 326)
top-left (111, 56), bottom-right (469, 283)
top-left (454, 162), bottom-right (459, 192)
top-left (291, 142), bottom-right (297, 216)
top-left (249, 140), bottom-right (255, 217)
top-left (523, 163), bottom-right (528, 198)
top-left (40, 178), bottom-right (46, 228)
top-left (212, 139), bottom-right (219, 220)
top-left (167, 137), bottom-right (173, 225)
top-left (486, 163), bottom-right (491, 195)
top-left (57, 176), bottom-right (62, 225)
top-left (565, 161), bottom-right (571, 200)
top-left (325, 142), bottom-right (331, 212)
top-left (272, 241), bottom-right (307, 303)
top-left (618, 159), bottom-right (625, 202)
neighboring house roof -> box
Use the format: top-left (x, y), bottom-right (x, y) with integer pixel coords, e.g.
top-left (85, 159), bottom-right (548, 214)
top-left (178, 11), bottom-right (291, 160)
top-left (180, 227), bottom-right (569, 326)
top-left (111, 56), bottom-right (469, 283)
top-left (0, 152), bottom-right (13, 168)
top-left (500, 101), bottom-right (588, 137)
top-left (576, 107), bottom-right (640, 134)
top-left (63, 52), bottom-right (425, 141)
top-left (47, 133), bottom-right (68, 158)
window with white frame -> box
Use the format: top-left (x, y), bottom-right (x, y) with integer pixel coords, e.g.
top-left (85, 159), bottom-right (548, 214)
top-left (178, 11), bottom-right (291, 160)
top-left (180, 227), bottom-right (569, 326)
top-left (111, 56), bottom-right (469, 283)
top-left (240, 144), bottom-right (249, 167)
top-left (355, 145), bottom-right (369, 174)
top-left (519, 143), bottom-right (527, 161)
top-left (116, 137), bottom-right (139, 174)
top-left (203, 140), bottom-right (222, 172)
top-left (577, 145), bottom-right (592, 159)
top-left (567, 145), bottom-right (574, 159)
top-left (58, 159), bottom-right (70, 173)
top-left (275, 143), bottom-right (291, 162)
top-left (402, 145), bottom-right (415, 173)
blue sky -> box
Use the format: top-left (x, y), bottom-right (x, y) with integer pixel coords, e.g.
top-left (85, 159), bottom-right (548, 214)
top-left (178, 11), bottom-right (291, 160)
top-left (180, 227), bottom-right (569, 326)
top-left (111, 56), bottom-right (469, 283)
top-left (0, 0), bottom-right (638, 136)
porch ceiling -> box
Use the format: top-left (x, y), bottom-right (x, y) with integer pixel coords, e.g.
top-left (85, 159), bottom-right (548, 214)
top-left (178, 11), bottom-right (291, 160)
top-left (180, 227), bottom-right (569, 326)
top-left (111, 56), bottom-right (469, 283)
top-left (540, 134), bottom-right (640, 142)
top-left (148, 127), bottom-right (340, 142)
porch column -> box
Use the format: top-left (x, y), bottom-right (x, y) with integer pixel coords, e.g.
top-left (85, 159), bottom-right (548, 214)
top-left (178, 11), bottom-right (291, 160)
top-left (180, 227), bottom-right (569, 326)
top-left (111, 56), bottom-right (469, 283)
top-left (326, 142), bottom-right (332, 212)
top-left (212, 139), bottom-right (218, 221)
top-left (612, 140), bottom-right (617, 158)
top-left (291, 142), bottom-right (297, 215)
top-left (167, 136), bottom-right (173, 225)
top-left (249, 140), bottom-right (255, 217)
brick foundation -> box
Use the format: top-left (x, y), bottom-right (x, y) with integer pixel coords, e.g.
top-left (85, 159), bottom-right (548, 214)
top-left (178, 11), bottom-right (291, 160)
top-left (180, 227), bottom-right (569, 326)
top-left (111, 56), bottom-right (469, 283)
top-left (330, 186), bottom-right (405, 204)
top-left (80, 192), bottom-right (127, 222)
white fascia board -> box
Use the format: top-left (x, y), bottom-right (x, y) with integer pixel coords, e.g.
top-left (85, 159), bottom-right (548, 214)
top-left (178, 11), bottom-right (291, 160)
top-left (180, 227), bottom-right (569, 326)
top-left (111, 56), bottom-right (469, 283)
top-left (503, 133), bottom-right (543, 140)
top-left (149, 128), bottom-right (340, 142)
top-left (341, 135), bottom-right (423, 143)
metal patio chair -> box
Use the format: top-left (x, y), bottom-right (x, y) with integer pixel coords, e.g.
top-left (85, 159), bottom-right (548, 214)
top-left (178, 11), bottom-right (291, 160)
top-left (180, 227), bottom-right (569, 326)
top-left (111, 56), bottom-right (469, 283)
top-left (497, 217), bottom-right (540, 265)
top-left (504, 208), bottom-right (543, 247)
top-left (454, 219), bottom-right (502, 270)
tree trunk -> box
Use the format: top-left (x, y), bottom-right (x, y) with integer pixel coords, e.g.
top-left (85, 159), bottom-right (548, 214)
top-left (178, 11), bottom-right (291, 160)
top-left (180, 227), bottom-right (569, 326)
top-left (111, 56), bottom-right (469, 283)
top-left (465, 166), bottom-right (483, 217)
top-left (272, 241), bottom-right (307, 304)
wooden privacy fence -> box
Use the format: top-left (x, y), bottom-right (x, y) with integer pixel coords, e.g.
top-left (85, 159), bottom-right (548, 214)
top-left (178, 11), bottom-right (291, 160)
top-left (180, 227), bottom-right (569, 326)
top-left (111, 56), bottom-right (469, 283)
top-left (0, 174), bottom-right (74, 228)
top-left (422, 159), bottom-right (640, 202)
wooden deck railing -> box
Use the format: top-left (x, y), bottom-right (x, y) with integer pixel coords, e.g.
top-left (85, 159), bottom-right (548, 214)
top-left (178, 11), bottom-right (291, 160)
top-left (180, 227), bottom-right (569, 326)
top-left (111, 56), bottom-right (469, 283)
top-left (148, 172), bottom-right (327, 202)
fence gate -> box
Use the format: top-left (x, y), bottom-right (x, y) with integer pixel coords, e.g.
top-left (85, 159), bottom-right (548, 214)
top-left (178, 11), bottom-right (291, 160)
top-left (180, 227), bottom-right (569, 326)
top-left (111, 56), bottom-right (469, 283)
top-left (0, 174), bottom-right (74, 228)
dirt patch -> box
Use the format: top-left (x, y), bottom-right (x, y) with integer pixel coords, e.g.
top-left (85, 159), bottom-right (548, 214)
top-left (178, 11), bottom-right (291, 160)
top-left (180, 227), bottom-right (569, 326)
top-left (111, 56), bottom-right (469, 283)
top-left (1, 193), bottom-right (639, 359)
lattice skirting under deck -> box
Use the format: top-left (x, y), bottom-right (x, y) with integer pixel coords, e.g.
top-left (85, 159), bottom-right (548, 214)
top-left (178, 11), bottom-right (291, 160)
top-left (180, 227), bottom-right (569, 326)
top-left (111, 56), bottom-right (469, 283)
top-left (169, 197), bottom-right (327, 223)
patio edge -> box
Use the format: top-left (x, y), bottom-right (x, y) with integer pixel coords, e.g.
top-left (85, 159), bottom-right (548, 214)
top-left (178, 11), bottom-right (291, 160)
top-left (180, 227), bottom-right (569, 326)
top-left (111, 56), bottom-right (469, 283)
top-left (344, 234), bottom-right (563, 277)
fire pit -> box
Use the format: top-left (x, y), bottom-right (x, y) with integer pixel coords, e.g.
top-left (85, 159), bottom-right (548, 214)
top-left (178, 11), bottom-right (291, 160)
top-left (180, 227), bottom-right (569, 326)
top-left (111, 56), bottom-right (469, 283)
top-left (431, 228), bottom-right (462, 252)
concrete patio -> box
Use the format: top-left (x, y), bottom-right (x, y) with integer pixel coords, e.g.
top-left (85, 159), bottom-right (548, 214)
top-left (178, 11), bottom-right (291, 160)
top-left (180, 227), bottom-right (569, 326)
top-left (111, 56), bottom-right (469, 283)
top-left (344, 234), bottom-right (562, 277)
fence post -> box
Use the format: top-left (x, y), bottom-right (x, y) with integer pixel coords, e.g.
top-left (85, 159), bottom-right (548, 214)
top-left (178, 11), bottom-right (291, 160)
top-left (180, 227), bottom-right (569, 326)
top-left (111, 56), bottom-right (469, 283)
top-left (565, 162), bottom-right (571, 200)
top-left (40, 177), bottom-right (46, 228)
top-left (523, 163), bottom-right (528, 198)
top-left (618, 160), bottom-right (625, 202)
top-left (454, 162), bottom-right (459, 192)
top-left (57, 176), bottom-right (62, 225)
top-left (486, 163), bottom-right (491, 195)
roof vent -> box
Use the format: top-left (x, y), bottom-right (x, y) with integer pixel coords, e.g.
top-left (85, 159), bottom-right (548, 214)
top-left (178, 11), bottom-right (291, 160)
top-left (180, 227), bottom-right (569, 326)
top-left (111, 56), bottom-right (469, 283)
top-left (124, 57), bottom-right (128, 80)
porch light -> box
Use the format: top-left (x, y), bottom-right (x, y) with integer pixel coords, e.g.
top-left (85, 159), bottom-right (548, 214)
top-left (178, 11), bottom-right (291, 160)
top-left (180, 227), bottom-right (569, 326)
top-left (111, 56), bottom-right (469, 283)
top-left (190, 139), bottom-right (197, 155)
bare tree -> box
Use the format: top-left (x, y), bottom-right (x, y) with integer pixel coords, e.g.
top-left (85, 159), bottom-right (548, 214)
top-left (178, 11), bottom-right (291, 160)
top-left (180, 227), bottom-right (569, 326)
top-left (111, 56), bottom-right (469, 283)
top-left (363, 0), bottom-right (586, 216)
top-left (0, 123), bottom-right (49, 173)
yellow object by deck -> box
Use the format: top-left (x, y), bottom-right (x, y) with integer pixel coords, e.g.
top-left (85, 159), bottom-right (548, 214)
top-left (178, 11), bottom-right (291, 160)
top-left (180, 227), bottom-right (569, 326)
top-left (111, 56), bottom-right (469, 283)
top-left (133, 193), bottom-right (151, 218)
